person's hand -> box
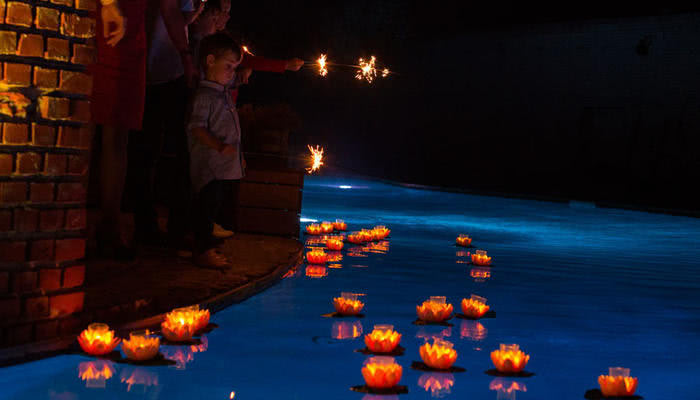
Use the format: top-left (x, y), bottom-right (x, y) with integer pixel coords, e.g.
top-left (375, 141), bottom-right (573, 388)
top-left (182, 52), bottom-right (198, 88)
top-left (101, 2), bottom-right (126, 47)
top-left (238, 67), bottom-right (253, 84)
top-left (220, 144), bottom-right (237, 156)
top-left (285, 58), bottom-right (304, 72)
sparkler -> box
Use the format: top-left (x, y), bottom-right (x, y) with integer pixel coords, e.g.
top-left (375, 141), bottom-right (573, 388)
top-left (241, 45), bottom-right (254, 56)
top-left (356, 56), bottom-right (378, 83)
top-left (317, 54), bottom-right (328, 77)
top-left (306, 145), bottom-right (324, 174)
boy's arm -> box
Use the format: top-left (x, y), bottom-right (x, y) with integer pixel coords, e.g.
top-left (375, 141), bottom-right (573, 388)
top-left (188, 94), bottom-right (236, 154)
top-left (240, 55), bottom-right (303, 73)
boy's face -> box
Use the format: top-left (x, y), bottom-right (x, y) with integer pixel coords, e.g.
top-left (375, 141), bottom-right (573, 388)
top-left (205, 49), bottom-right (241, 85)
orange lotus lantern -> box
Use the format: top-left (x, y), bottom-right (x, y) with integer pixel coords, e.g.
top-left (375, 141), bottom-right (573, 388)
top-left (456, 234), bottom-right (472, 247)
top-left (306, 249), bottom-right (328, 264)
top-left (347, 231), bottom-right (365, 244)
top-left (471, 249), bottom-right (492, 266)
top-left (333, 219), bottom-right (347, 231)
top-left (598, 367), bottom-right (638, 397)
top-left (417, 296), bottom-right (454, 323)
top-left (420, 338), bottom-right (458, 370)
top-left (332, 320), bottom-right (363, 340)
top-left (362, 356), bottom-right (403, 389)
top-left (305, 265), bottom-right (327, 278)
top-left (77, 323), bottom-right (121, 356)
top-left (460, 320), bottom-right (488, 341)
top-left (321, 221), bottom-right (335, 234)
top-left (161, 308), bottom-right (197, 342)
top-left (78, 360), bottom-right (116, 388)
top-left (359, 229), bottom-right (374, 242)
top-left (418, 372), bottom-right (455, 398)
top-left (326, 238), bottom-right (344, 251)
top-left (461, 294), bottom-right (490, 319)
top-left (372, 226), bottom-right (390, 240)
top-left (333, 292), bottom-right (364, 315)
top-left (305, 224), bottom-right (322, 235)
top-left (121, 330), bottom-right (160, 361)
top-left (364, 324), bottom-right (401, 353)
top-left (491, 344), bottom-right (530, 373)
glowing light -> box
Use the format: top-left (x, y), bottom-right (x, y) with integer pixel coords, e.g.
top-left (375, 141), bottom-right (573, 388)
top-left (333, 219), bottom-right (347, 231)
top-left (317, 54), bottom-right (328, 76)
top-left (300, 217), bottom-right (318, 223)
top-left (338, 185), bottom-right (353, 189)
top-left (365, 324), bottom-right (401, 353)
top-left (461, 294), bottom-right (489, 319)
top-left (77, 323), bottom-right (120, 356)
top-left (491, 344), bottom-right (530, 373)
top-left (306, 249), bottom-right (328, 264)
top-left (456, 234), bottom-right (472, 247)
top-left (305, 265), bottom-right (327, 278)
top-left (489, 378), bottom-right (527, 400)
top-left (333, 292), bottom-right (364, 315)
top-left (460, 320), bottom-right (488, 341)
top-left (332, 320), bottom-right (363, 340)
top-left (121, 330), bottom-right (160, 361)
top-left (230, 391), bottom-right (236, 399)
top-left (417, 296), bottom-right (454, 323)
top-left (242, 45), bottom-right (254, 56)
top-left (362, 356), bottom-right (403, 389)
top-left (78, 360), bottom-right (115, 388)
top-left (419, 339), bottom-right (458, 370)
top-left (306, 145), bottom-right (324, 174)
top-left (161, 308), bottom-right (198, 342)
top-left (418, 373), bottom-right (455, 398)
top-left (598, 367), bottom-right (638, 397)
top-left (305, 223), bottom-right (322, 235)
top-left (471, 249), bottom-right (492, 266)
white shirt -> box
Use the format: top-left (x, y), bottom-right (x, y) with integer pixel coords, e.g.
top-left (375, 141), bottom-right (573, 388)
top-left (146, 0), bottom-right (194, 85)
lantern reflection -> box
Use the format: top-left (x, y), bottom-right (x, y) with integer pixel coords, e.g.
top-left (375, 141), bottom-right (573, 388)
top-left (418, 373), bottom-right (455, 398)
top-left (326, 251), bottom-right (343, 262)
top-left (598, 367), bottom-right (638, 397)
top-left (416, 327), bottom-right (452, 341)
top-left (161, 335), bottom-right (209, 369)
top-left (305, 265), bottom-right (327, 278)
top-left (331, 320), bottom-right (363, 340)
top-left (489, 378), bottom-right (527, 400)
top-left (460, 320), bottom-right (488, 341)
top-left (362, 241), bottom-right (390, 254)
top-left (120, 367), bottom-right (159, 393)
top-left (470, 267), bottom-right (491, 282)
top-left (78, 360), bottom-right (116, 388)
top-left (326, 238), bottom-right (344, 251)
top-left (456, 250), bottom-right (469, 264)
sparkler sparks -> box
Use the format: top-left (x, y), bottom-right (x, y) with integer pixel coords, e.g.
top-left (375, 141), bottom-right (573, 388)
top-left (356, 56), bottom-right (378, 83)
top-left (317, 54), bottom-right (328, 77)
top-left (242, 45), bottom-right (254, 56)
top-left (306, 145), bottom-right (324, 174)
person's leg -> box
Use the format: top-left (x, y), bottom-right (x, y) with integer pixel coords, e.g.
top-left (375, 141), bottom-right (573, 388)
top-left (99, 125), bottom-right (130, 251)
top-left (216, 179), bottom-right (239, 232)
top-left (194, 180), bottom-right (225, 256)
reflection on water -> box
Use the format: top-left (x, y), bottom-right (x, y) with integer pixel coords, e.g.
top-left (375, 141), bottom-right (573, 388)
top-left (328, 263), bottom-right (343, 269)
top-left (362, 395), bottom-right (399, 400)
top-left (331, 320), bottom-right (363, 340)
top-left (305, 265), bottom-right (328, 278)
top-left (161, 335), bottom-right (209, 369)
top-left (120, 366), bottom-right (159, 393)
top-left (416, 327), bottom-right (452, 341)
top-left (78, 360), bottom-right (116, 389)
top-left (362, 241), bottom-right (390, 254)
top-left (489, 378), bottom-right (527, 400)
top-left (460, 320), bottom-right (488, 342)
top-left (326, 251), bottom-right (343, 263)
top-left (347, 246), bottom-right (368, 258)
top-left (470, 267), bottom-right (491, 282)
top-left (456, 250), bottom-right (469, 264)
top-left (418, 372), bottom-right (455, 398)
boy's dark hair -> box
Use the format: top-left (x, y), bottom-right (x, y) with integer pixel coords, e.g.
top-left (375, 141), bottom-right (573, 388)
top-left (198, 32), bottom-right (241, 68)
top-left (202, 0), bottom-right (223, 16)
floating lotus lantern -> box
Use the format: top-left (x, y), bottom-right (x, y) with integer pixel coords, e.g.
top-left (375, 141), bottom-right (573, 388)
top-left (121, 330), bottom-right (160, 361)
top-left (305, 265), bottom-right (327, 278)
top-left (347, 232), bottom-right (365, 244)
top-left (471, 250), bottom-right (492, 266)
top-left (188, 305), bottom-right (210, 333)
top-left (333, 292), bottom-right (364, 315)
top-left (417, 296), bottom-right (454, 323)
top-left (305, 224), bottom-right (322, 235)
top-left (491, 344), bottom-right (530, 374)
top-left (456, 234), bottom-right (472, 247)
top-left (365, 324), bottom-right (401, 353)
top-left (332, 320), bottom-right (363, 340)
top-left (359, 229), bottom-right (375, 242)
top-left (420, 338), bottom-right (458, 370)
top-left (326, 238), bottom-right (344, 251)
top-left (598, 367), bottom-right (638, 397)
top-left (418, 372), bottom-right (455, 397)
top-left (161, 308), bottom-right (197, 342)
top-left (372, 226), bottom-right (390, 240)
top-left (460, 320), bottom-right (488, 341)
top-left (78, 360), bottom-right (116, 388)
top-left (362, 356), bottom-right (403, 389)
top-left (333, 219), bottom-right (347, 231)
top-left (77, 323), bottom-right (121, 356)
top-left (306, 249), bottom-right (328, 264)
top-left (461, 294), bottom-right (490, 319)
top-left (321, 221), bottom-right (335, 234)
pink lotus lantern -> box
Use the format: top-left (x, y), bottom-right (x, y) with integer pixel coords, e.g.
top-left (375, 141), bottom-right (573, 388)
top-left (333, 219), bottom-right (347, 231)
top-left (362, 356), bottom-right (403, 389)
top-left (121, 330), bottom-right (160, 361)
top-left (364, 324), bottom-right (401, 353)
top-left (491, 344), bottom-right (530, 373)
top-left (326, 238), bottom-right (344, 251)
top-left (321, 221), bottom-right (335, 234)
top-left (471, 250), bottom-right (492, 266)
top-left (456, 234), bottom-right (472, 247)
top-left (161, 308), bottom-right (197, 342)
top-left (416, 296), bottom-right (453, 322)
top-left (461, 294), bottom-right (490, 319)
top-left (333, 292), bottom-right (364, 315)
top-left (419, 338), bottom-right (458, 370)
top-left (78, 323), bottom-right (121, 356)
top-left (598, 367), bottom-right (638, 397)
top-left (306, 249), bottom-right (328, 264)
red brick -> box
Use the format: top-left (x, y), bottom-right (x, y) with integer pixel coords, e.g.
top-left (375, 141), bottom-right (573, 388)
top-left (32, 124), bottom-right (56, 146)
top-left (5, 324), bottom-right (32, 345)
top-left (57, 182), bottom-right (86, 203)
top-left (63, 265), bottom-right (84, 288)
top-left (0, 210), bottom-right (11, 231)
top-left (51, 0), bottom-right (74, 6)
top-left (30, 182), bottom-right (54, 202)
top-left (39, 97), bottom-right (70, 119)
top-left (50, 292), bottom-right (84, 316)
top-left (71, 43), bottom-right (95, 65)
top-left (2, 62), bottom-right (31, 85)
top-left (25, 296), bottom-right (49, 318)
top-left (0, 92), bottom-right (30, 118)
top-left (45, 38), bottom-right (70, 61)
top-left (38, 269), bottom-right (61, 291)
top-left (0, 240), bottom-right (26, 262)
top-left (0, 31), bottom-right (17, 55)
top-left (67, 154), bottom-right (88, 175)
top-left (5, 2), bottom-right (33, 27)
top-left (57, 126), bottom-right (91, 149)
top-left (35, 7), bottom-right (60, 31)
top-left (11, 271), bottom-right (37, 293)
top-left (33, 67), bottom-right (58, 89)
top-left (61, 14), bottom-right (95, 38)
top-left (64, 208), bottom-right (86, 230)
top-left (70, 100), bottom-right (90, 123)
top-left (16, 152), bottom-right (42, 174)
top-left (55, 238), bottom-right (85, 261)
top-left (35, 320), bottom-right (59, 340)
top-left (59, 70), bottom-right (93, 95)
top-left (0, 297), bottom-right (21, 318)
top-left (39, 209), bottom-right (63, 232)
top-left (0, 0), bottom-right (5, 23)
top-left (1, 181), bottom-right (27, 202)
top-left (14, 208), bottom-right (38, 232)
top-left (29, 239), bottom-right (54, 261)
top-left (75, 0), bottom-right (97, 11)
top-left (44, 153), bottom-right (67, 175)
top-left (2, 122), bottom-right (29, 144)
top-left (0, 153), bottom-right (12, 174)
top-left (17, 34), bottom-right (44, 58)
top-left (0, 271), bottom-right (8, 293)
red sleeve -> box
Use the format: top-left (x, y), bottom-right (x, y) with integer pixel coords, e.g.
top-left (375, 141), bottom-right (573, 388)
top-left (240, 55), bottom-right (287, 73)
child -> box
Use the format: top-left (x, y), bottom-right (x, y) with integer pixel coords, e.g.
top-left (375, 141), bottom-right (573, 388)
top-left (187, 33), bottom-right (244, 268)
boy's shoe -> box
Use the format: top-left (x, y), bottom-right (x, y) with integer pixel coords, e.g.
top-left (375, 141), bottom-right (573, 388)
top-left (212, 223), bottom-right (234, 239)
top-left (194, 249), bottom-right (231, 269)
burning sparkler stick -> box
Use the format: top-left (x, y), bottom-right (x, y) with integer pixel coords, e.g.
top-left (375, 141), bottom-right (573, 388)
top-left (317, 54), bottom-right (328, 77)
top-left (306, 145), bottom-right (324, 174)
top-left (242, 45), bottom-right (254, 56)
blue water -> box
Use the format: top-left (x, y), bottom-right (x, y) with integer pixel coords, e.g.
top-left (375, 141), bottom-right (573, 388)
top-left (2, 175), bottom-right (700, 400)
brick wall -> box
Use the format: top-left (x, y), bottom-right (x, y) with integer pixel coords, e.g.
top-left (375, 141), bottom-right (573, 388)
top-left (0, 0), bottom-right (94, 347)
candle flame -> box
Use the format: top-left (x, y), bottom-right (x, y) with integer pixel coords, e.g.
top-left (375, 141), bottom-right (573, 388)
top-left (317, 54), bottom-right (328, 76)
top-left (306, 145), bottom-right (324, 174)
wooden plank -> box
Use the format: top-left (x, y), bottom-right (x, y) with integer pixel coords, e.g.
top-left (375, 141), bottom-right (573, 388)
top-left (237, 207), bottom-right (300, 237)
top-left (243, 169), bottom-right (304, 186)
top-left (239, 182), bottom-right (302, 211)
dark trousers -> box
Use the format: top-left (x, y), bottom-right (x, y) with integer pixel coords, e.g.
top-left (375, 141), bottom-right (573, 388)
top-left (127, 76), bottom-right (191, 243)
top-left (194, 179), bottom-right (239, 254)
